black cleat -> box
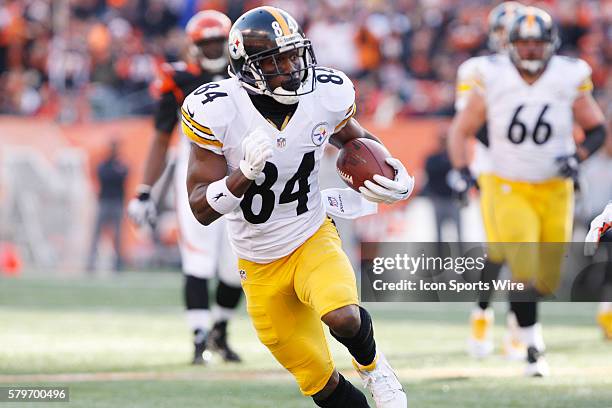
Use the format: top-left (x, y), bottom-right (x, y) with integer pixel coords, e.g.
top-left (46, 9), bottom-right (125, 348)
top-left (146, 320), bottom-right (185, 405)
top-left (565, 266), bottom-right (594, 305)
top-left (208, 321), bottom-right (242, 363)
top-left (192, 329), bottom-right (211, 365)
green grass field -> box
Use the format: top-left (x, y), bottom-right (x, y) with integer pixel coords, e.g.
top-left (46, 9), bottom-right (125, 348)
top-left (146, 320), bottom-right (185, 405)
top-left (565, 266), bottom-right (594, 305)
top-left (1, 272), bottom-right (611, 407)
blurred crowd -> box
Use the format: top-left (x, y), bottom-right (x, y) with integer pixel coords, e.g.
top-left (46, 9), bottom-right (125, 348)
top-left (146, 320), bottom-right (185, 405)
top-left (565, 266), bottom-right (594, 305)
top-left (1, 0), bottom-right (610, 122)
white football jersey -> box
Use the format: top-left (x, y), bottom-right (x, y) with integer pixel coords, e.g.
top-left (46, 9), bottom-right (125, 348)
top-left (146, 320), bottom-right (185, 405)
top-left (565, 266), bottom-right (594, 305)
top-left (476, 54), bottom-right (592, 182)
top-left (455, 56), bottom-right (493, 175)
top-left (181, 67), bottom-right (356, 263)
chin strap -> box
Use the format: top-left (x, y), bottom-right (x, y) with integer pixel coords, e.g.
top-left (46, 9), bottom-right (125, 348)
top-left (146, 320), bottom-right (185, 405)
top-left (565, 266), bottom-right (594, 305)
top-left (271, 86), bottom-right (300, 104)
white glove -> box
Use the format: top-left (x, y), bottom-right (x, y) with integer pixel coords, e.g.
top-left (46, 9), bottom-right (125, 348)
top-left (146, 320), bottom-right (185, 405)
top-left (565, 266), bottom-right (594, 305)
top-left (584, 202), bottom-right (612, 256)
top-left (322, 188), bottom-right (378, 219)
top-left (127, 187), bottom-right (157, 227)
top-left (359, 157), bottom-right (415, 204)
top-left (240, 128), bottom-right (274, 180)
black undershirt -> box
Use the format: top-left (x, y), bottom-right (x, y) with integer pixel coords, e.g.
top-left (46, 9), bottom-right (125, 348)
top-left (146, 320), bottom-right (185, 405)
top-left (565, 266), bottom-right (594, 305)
top-left (248, 94), bottom-right (298, 130)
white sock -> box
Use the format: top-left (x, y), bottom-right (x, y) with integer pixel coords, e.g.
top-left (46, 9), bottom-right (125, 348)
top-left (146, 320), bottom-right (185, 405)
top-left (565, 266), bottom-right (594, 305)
top-left (212, 305), bottom-right (235, 323)
top-left (519, 323), bottom-right (545, 351)
top-left (186, 309), bottom-right (211, 332)
top-left (507, 311), bottom-right (521, 341)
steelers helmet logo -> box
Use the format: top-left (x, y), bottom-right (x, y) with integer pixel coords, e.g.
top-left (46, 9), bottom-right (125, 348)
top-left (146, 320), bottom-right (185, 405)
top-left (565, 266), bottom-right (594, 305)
top-left (311, 122), bottom-right (329, 146)
top-left (229, 29), bottom-right (244, 60)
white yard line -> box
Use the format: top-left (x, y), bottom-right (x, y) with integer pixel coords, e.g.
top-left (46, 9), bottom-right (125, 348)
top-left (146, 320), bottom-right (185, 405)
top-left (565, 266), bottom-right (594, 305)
top-left (1, 366), bottom-right (610, 384)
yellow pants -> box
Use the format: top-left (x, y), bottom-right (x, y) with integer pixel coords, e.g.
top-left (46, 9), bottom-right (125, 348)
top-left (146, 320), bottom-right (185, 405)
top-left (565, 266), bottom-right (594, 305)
top-left (478, 173), bottom-right (504, 263)
top-left (489, 175), bottom-right (574, 294)
top-left (239, 218), bottom-right (359, 396)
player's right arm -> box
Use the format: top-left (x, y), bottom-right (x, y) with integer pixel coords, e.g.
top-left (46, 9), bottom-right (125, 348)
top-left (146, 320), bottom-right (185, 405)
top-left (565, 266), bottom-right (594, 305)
top-left (182, 87), bottom-right (273, 226)
top-left (187, 132), bottom-right (273, 225)
top-left (186, 145), bottom-right (249, 226)
top-left (128, 68), bottom-right (182, 227)
top-left (448, 90), bottom-right (487, 169)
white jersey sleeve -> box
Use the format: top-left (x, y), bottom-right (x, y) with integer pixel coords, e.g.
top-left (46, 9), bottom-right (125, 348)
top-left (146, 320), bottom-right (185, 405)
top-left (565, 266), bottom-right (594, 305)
top-left (314, 67), bottom-right (356, 133)
top-left (455, 56), bottom-right (487, 111)
top-left (568, 57), bottom-right (593, 98)
top-left (180, 81), bottom-right (236, 155)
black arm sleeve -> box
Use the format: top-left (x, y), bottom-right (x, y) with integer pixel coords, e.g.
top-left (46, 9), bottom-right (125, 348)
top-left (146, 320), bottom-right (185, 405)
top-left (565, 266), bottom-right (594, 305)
top-left (581, 124), bottom-right (607, 158)
top-left (154, 92), bottom-right (180, 133)
top-left (475, 124), bottom-right (489, 147)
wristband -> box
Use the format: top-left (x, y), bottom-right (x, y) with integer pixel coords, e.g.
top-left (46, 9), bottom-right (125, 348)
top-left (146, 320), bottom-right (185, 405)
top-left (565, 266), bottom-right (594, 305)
top-left (205, 177), bottom-right (241, 215)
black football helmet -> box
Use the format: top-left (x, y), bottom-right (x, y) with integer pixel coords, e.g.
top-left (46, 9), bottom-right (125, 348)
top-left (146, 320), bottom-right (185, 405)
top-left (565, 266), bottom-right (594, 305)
top-left (228, 6), bottom-right (317, 104)
top-left (508, 7), bottom-right (560, 74)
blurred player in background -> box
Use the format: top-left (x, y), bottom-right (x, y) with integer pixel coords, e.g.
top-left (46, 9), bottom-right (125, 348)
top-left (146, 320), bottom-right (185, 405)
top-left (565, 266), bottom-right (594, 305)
top-left (183, 6), bottom-right (413, 407)
top-left (449, 7), bottom-right (608, 376)
top-left (452, 1), bottom-right (526, 361)
top-left (127, 10), bottom-right (243, 365)
top-left (585, 202), bottom-right (612, 339)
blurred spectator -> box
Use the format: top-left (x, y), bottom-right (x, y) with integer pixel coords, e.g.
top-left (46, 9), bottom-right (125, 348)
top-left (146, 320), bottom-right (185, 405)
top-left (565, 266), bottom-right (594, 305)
top-left (1, 0), bottom-right (610, 120)
top-left (422, 128), bottom-right (463, 246)
top-left (86, 140), bottom-right (129, 273)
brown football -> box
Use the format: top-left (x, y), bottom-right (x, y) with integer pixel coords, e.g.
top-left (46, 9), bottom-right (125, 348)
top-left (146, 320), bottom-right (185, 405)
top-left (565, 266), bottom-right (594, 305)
top-left (336, 138), bottom-right (395, 192)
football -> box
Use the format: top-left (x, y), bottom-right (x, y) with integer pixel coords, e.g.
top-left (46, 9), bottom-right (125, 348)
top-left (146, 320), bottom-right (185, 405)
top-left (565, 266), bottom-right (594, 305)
top-left (336, 138), bottom-right (395, 192)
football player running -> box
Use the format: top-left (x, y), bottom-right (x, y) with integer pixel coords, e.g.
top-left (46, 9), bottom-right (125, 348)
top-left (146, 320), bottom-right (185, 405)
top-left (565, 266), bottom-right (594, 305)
top-left (449, 7), bottom-right (608, 376)
top-left (183, 6), bottom-right (413, 408)
top-left (127, 11), bottom-right (243, 365)
top-left (452, 1), bottom-right (527, 361)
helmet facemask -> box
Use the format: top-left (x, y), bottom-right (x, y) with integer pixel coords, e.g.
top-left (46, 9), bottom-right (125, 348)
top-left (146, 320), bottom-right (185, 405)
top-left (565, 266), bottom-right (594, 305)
top-left (509, 40), bottom-right (556, 74)
top-left (233, 37), bottom-right (317, 104)
top-left (507, 7), bottom-right (559, 76)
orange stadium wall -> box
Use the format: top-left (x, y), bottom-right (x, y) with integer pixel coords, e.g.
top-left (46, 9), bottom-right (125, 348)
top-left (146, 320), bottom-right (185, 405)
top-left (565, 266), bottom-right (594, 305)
top-left (0, 116), bottom-right (445, 270)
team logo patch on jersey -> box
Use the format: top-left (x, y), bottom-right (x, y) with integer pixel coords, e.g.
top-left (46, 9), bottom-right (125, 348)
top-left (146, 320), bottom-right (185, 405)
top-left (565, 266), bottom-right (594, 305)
top-left (311, 122), bottom-right (330, 146)
top-left (239, 269), bottom-right (247, 281)
top-left (229, 29), bottom-right (244, 60)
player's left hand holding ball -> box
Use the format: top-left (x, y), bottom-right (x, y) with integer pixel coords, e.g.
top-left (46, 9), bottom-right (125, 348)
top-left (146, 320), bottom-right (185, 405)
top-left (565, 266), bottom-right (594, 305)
top-left (359, 158), bottom-right (415, 204)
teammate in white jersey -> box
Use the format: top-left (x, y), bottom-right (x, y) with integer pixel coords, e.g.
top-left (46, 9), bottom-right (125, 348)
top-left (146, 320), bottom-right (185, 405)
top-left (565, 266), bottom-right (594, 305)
top-left (183, 6), bottom-right (413, 408)
top-left (449, 7), bottom-right (608, 376)
top-left (453, 2), bottom-right (526, 360)
top-left (127, 11), bottom-right (243, 365)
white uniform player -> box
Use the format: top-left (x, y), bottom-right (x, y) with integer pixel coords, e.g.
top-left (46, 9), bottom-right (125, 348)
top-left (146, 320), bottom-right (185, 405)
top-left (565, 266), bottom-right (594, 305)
top-left (182, 69), bottom-right (356, 263)
top-left (478, 54), bottom-right (590, 181)
top-left (184, 6), bottom-right (413, 407)
top-left (449, 7), bottom-right (608, 377)
top-left (127, 10), bottom-right (244, 365)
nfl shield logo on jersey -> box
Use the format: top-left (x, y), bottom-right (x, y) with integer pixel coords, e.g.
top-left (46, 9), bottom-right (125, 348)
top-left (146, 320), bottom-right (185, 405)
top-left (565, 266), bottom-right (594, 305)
top-left (277, 137), bottom-right (287, 149)
top-left (311, 122), bottom-right (329, 146)
top-left (239, 269), bottom-right (247, 281)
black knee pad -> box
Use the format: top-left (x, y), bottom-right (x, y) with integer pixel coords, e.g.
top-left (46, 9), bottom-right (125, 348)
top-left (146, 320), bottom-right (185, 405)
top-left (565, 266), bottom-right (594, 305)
top-left (185, 275), bottom-right (209, 310)
top-left (510, 301), bottom-right (537, 327)
top-left (216, 280), bottom-right (242, 309)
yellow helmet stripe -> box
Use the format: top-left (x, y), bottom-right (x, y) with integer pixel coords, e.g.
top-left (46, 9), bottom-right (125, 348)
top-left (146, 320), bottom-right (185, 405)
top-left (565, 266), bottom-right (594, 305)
top-left (526, 12), bottom-right (536, 28)
top-left (264, 6), bottom-right (290, 35)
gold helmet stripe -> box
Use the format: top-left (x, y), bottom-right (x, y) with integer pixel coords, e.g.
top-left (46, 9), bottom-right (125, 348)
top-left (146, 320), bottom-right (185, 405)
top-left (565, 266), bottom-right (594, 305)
top-left (264, 6), bottom-right (291, 35)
